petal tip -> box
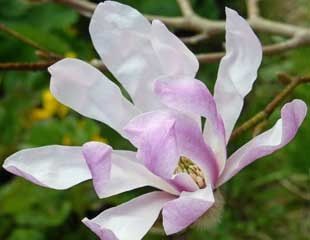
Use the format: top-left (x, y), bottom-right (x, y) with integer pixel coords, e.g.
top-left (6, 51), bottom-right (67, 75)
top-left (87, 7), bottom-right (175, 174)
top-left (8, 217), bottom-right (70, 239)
top-left (225, 7), bottom-right (237, 16)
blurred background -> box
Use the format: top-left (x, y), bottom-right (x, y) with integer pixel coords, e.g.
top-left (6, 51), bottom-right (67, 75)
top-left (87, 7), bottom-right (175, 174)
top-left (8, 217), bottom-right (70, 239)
top-left (0, 0), bottom-right (309, 239)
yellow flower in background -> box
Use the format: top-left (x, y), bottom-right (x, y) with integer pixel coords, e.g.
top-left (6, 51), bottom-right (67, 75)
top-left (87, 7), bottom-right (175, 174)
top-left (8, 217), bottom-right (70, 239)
top-left (65, 51), bottom-right (77, 58)
top-left (30, 89), bottom-right (69, 121)
top-left (62, 135), bottom-right (73, 146)
top-left (91, 134), bottom-right (108, 144)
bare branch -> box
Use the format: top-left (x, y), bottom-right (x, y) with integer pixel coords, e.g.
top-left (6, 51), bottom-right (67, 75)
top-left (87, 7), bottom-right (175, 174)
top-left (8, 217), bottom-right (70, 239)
top-left (252, 119), bottom-right (268, 137)
top-left (145, 15), bottom-right (187, 28)
top-left (279, 179), bottom-right (310, 201)
top-left (177, 0), bottom-right (194, 17)
top-left (181, 32), bottom-right (208, 44)
top-left (247, 0), bottom-right (260, 19)
top-left (50, 0), bottom-right (310, 58)
top-left (52, 0), bottom-right (95, 17)
top-left (0, 61), bottom-right (58, 71)
top-left (230, 74), bottom-right (310, 140)
top-left (262, 35), bottom-right (309, 55)
top-left (0, 59), bottom-right (107, 72)
top-left (196, 36), bottom-right (310, 64)
top-left (196, 52), bottom-right (225, 63)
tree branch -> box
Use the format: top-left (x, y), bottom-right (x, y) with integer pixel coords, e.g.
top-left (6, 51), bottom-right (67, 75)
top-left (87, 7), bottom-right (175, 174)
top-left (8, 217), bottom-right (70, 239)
top-left (0, 61), bottom-right (58, 71)
top-left (196, 36), bottom-right (310, 63)
top-left (181, 32), bottom-right (208, 44)
top-left (230, 74), bottom-right (310, 140)
top-left (50, 0), bottom-right (310, 60)
top-left (247, 0), bottom-right (260, 19)
top-left (52, 0), bottom-right (95, 17)
top-left (0, 58), bottom-right (107, 72)
top-left (177, 0), bottom-right (194, 17)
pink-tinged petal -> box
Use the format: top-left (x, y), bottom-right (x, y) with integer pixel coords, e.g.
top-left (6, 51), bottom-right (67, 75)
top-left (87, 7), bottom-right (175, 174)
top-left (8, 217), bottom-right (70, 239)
top-left (82, 191), bottom-right (175, 240)
top-left (151, 20), bottom-right (199, 77)
top-left (3, 145), bottom-right (90, 189)
top-left (124, 111), bottom-right (219, 186)
top-left (162, 185), bottom-right (214, 235)
top-left (170, 173), bottom-right (199, 192)
top-left (49, 58), bottom-right (139, 137)
top-left (82, 142), bottom-right (179, 198)
top-left (82, 142), bottom-right (112, 196)
top-left (217, 99), bottom-right (307, 187)
top-left (154, 76), bottom-right (227, 172)
top-left (214, 8), bottom-right (262, 142)
top-left (89, 1), bottom-right (164, 111)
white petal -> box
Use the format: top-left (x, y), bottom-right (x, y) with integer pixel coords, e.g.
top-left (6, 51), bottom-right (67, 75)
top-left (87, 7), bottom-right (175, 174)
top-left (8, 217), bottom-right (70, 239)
top-left (151, 20), bottom-right (199, 77)
top-left (83, 191), bottom-right (175, 240)
top-left (49, 58), bottom-right (139, 137)
top-left (3, 145), bottom-right (90, 189)
top-left (214, 8), bottom-right (262, 142)
top-left (89, 1), bottom-right (163, 111)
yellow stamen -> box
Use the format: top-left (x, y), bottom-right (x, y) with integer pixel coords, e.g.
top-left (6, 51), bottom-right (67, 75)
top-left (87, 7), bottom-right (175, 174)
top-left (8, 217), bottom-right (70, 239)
top-left (175, 156), bottom-right (206, 189)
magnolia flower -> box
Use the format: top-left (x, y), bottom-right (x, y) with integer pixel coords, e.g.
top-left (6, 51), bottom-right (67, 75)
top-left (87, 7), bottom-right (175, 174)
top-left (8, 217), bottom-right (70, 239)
top-left (3, 1), bottom-right (307, 240)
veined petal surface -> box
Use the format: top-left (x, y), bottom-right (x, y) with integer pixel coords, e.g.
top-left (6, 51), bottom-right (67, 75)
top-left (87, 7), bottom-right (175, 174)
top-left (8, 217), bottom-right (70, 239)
top-left (82, 191), bottom-right (175, 240)
top-left (89, 1), bottom-right (163, 111)
top-left (3, 145), bottom-right (90, 189)
top-left (49, 58), bottom-right (139, 138)
top-left (214, 8), bottom-right (262, 142)
top-left (151, 20), bottom-right (199, 77)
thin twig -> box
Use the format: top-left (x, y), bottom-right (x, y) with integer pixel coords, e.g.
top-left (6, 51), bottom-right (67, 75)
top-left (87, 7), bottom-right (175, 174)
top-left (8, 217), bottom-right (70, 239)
top-left (196, 37), bottom-right (309, 63)
top-left (252, 119), bottom-right (268, 137)
top-left (0, 23), bottom-right (61, 58)
top-left (230, 75), bottom-right (310, 140)
top-left (247, 0), bottom-right (260, 19)
top-left (52, 0), bottom-right (95, 17)
top-left (279, 179), bottom-right (310, 201)
top-left (181, 32), bottom-right (208, 44)
top-left (176, 0), bottom-right (194, 17)
top-left (0, 61), bottom-right (58, 71)
top-left (0, 59), bottom-right (107, 72)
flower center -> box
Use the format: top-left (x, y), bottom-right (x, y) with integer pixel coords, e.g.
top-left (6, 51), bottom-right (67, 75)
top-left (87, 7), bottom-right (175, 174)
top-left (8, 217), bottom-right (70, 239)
top-left (175, 156), bottom-right (206, 189)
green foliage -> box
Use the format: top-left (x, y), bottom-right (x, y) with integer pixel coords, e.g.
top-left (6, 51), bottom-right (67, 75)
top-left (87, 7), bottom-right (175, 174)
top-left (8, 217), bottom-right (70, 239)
top-left (0, 0), bottom-right (309, 239)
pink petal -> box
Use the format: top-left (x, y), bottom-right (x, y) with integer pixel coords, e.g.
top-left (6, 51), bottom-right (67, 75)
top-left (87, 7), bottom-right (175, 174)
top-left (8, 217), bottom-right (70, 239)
top-left (3, 145), bottom-right (91, 189)
top-left (151, 20), bottom-right (199, 77)
top-left (49, 58), bottom-right (139, 138)
top-left (162, 185), bottom-right (214, 235)
top-left (124, 111), bottom-right (219, 187)
top-left (170, 173), bottom-right (199, 192)
top-left (217, 99), bottom-right (307, 187)
top-left (214, 8), bottom-right (262, 142)
top-left (89, 1), bottom-right (163, 111)
top-left (154, 76), bottom-right (227, 172)
top-left (82, 142), bottom-right (179, 198)
top-left (82, 191), bottom-right (175, 240)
